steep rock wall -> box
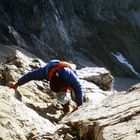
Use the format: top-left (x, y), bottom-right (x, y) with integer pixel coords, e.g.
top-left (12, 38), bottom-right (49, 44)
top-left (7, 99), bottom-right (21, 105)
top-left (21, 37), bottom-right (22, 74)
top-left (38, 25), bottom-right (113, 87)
top-left (0, 0), bottom-right (140, 76)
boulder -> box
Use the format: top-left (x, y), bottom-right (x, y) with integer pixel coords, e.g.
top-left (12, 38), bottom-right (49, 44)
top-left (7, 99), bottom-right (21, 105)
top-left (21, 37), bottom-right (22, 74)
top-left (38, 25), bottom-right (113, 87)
top-left (0, 50), bottom-right (118, 139)
top-left (61, 85), bottom-right (140, 140)
top-left (2, 64), bottom-right (21, 83)
top-left (17, 81), bottom-right (64, 124)
top-left (78, 67), bottom-right (114, 90)
top-left (1, 50), bottom-right (45, 83)
top-left (0, 86), bottom-right (61, 140)
top-left (7, 50), bottom-right (45, 70)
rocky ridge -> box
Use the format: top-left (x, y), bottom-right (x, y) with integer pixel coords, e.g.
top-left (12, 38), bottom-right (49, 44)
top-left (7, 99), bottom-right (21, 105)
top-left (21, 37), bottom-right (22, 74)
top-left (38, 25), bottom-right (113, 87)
top-left (0, 50), bottom-right (115, 140)
top-left (62, 86), bottom-right (140, 140)
top-left (0, 1), bottom-right (139, 139)
top-left (0, 50), bottom-right (140, 140)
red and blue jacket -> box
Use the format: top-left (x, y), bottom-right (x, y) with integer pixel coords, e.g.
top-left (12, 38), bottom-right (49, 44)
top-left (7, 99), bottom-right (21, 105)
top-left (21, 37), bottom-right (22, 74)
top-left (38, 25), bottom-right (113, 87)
top-left (17, 60), bottom-right (83, 105)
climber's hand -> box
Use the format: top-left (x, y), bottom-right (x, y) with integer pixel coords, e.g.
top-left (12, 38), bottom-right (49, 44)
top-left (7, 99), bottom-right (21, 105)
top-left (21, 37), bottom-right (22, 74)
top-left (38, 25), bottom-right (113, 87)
top-left (7, 82), bottom-right (18, 89)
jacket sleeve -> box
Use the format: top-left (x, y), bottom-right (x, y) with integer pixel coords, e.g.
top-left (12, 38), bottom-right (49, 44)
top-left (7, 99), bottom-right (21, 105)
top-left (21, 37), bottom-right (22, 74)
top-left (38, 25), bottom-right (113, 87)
top-left (17, 66), bottom-right (47, 86)
top-left (59, 67), bottom-right (83, 105)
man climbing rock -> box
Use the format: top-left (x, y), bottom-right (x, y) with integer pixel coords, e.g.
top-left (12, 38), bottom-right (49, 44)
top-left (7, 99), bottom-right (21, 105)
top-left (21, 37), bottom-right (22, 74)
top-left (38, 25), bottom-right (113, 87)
top-left (7, 60), bottom-right (85, 113)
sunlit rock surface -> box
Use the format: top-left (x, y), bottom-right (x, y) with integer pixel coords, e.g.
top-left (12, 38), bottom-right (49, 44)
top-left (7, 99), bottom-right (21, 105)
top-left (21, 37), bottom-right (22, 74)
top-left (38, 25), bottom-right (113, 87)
top-left (1, 50), bottom-right (140, 140)
top-left (61, 85), bottom-right (140, 140)
top-left (0, 0), bottom-right (140, 138)
top-left (0, 50), bottom-right (115, 139)
top-left (0, 86), bottom-right (59, 140)
top-left (78, 67), bottom-right (114, 91)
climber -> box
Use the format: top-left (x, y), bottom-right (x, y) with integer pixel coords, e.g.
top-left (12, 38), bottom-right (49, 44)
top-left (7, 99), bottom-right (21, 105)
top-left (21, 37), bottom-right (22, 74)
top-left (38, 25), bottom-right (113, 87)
top-left (7, 60), bottom-right (85, 113)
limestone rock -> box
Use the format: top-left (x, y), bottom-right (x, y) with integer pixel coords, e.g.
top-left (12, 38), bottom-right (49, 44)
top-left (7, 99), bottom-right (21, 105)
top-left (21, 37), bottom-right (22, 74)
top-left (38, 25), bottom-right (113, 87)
top-left (0, 86), bottom-right (60, 140)
top-left (0, 50), bottom-right (118, 139)
top-left (1, 50), bottom-right (45, 83)
top-left (78, 67), bottom-right (114, 90)
top-left (3, 49), bottom-right (138, 140)
top-left (61, 85), bottom-right (140, 140)
top-left (8, 50), bottom-right (31, 67)
top-left (64, 133), bottom-right (73, 140)
top-left (7, 50), bottom-right (45, 70)
top-left (2, 64), bottom-right (21, 83)
top-left (17, 81), bottom-right (63, 123)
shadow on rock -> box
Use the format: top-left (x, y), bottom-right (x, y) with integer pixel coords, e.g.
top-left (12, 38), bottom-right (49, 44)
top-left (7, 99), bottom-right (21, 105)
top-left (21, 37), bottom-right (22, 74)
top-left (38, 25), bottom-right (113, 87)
top-left (14, 90), bottom-right (22, 101)
top-left (25, 103), bottom-right (63, 124)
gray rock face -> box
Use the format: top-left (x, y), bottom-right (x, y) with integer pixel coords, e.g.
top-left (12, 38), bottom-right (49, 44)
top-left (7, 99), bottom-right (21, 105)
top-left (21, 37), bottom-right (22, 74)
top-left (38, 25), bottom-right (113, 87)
top-left (0, 0), bottom-right (140, 77)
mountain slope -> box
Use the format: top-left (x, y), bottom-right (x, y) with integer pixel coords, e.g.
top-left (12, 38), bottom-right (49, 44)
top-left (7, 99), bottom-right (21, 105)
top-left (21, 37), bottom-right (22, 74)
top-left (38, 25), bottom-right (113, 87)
top-left (0, 0), bottom-right (140, 76)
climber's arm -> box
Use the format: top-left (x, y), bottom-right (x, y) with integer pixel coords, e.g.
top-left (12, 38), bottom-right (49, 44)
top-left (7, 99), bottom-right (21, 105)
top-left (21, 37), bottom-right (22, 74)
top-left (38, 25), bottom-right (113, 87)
top-left (7, 66), bottom-right (47, 89)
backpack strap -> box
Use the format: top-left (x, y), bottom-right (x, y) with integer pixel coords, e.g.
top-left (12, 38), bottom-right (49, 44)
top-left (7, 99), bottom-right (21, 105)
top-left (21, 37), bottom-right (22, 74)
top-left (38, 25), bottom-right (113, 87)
top-left (48, 61), bottom-right (72, 81)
